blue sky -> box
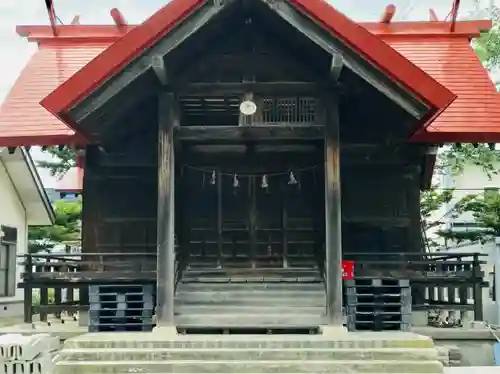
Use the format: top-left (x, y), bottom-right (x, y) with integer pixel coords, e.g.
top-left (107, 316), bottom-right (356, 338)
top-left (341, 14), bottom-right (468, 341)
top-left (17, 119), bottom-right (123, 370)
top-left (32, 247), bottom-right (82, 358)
top-left (0, 0), bottom-right (494, 186)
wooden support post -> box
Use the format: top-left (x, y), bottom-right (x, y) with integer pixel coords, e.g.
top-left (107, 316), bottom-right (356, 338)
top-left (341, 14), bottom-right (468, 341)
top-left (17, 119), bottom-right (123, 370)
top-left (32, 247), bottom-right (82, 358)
top-left (473, 253), bottom-right (484, 321)
top-left (217, 171), bottom-right (223, 268)
top-left (249, 177), bottom-right (257, 268)
top-left (156, 92), bottom-right (177, 328)
top-left (54, 285), bottom-right (62, 319)
top-left (324, 94), bottom-right (343, 326)
top-left (281, 178), bottom-right (288, 268)
top-left (23, 254), bottom-right (33, 324)
top-left (39, 261), bottom-right (48, 322)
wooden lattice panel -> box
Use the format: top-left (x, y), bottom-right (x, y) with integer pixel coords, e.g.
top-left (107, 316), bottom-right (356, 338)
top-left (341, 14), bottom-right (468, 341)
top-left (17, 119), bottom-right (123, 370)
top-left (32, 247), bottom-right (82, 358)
top-left (260, 97), bottom-right (317, 125)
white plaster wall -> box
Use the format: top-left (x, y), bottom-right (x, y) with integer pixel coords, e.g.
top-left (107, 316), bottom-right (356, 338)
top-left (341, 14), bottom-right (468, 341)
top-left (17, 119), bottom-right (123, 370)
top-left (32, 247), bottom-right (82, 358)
top-left (0, 159), bottom-right (26, 317)
top-left (452, 164), bottom-right (500, 223)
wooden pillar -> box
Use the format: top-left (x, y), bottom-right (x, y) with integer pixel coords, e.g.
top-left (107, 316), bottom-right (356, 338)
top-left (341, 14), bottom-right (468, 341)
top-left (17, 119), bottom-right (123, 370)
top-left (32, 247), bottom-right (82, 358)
top-left (324, 94), bottom-right (343, 326)
top-left (156, 92), bottom-right (177, 327)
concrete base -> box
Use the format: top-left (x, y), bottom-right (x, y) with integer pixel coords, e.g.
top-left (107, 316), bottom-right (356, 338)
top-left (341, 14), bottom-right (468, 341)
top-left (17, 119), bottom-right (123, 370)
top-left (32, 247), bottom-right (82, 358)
top-left (412, 311), bottom-right (429, 327)
top-left (55, 331), bottom-right (445, 374)
top-left (78, 312), bottom-right (88, 328)
top-left (320, 325), bottom-right (349, 337)
top-left (152, 325), bottom-right (178, 337)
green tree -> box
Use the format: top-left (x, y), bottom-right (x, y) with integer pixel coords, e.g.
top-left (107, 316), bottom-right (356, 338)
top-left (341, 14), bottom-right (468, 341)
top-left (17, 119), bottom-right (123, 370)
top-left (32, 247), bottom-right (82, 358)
top-left (438, 190), bottom-right (500, 244)
top-left (421, 8), bottom-right (500, 246)
top-left (28, 200), bottom-right (82, 253)
top-left (474, 4), bottom-right (500, 70)
top-left (37, 146), bottom-right (77, 177)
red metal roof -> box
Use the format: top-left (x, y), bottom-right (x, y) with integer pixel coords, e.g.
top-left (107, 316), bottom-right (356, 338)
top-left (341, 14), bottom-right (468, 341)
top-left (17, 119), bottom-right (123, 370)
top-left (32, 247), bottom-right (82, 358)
top-left (386, 36), bottom-right (500, 142)
top-left (0, 43), bottom-right (107, 146)
top-left (40, 0), bottom-right (455, 136)
top-left (0, 3), bottom-right (496, 146)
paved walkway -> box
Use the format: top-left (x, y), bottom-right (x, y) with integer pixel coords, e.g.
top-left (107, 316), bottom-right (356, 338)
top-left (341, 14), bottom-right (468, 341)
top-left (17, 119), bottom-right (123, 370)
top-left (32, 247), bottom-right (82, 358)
top-left (445, 367), bottom-right (499, 373)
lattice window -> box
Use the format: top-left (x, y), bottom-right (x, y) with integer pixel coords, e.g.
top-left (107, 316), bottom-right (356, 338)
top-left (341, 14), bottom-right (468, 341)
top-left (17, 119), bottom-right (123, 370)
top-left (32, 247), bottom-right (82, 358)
top-left (261, 97), bottom-right (317, 124)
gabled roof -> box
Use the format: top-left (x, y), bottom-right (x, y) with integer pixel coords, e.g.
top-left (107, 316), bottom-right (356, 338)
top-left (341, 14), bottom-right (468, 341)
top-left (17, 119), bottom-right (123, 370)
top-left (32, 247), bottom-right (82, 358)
top-left (0, 43), bottom-right (105, 146)
top-left (40, 0), bottom-right (454, 132)
top-left (0, 4), bottom-right (495, 145)
top-left (385, 35), bottom-right (500, 143)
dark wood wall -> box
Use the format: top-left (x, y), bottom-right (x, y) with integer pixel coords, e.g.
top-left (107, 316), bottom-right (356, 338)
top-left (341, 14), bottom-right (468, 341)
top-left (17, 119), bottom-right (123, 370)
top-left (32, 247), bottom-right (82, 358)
top-left (82, 127), bottom-right (158, 272)
top-left (342, 159), bottom-right (422, 257)
top-left (81, 136), bottom-right (423, 265)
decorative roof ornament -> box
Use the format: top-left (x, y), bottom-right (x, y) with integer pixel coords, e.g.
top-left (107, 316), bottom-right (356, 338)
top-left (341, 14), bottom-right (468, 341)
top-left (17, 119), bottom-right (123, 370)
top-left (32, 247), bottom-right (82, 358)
top-left (239, 100), bottom-right (257, 116)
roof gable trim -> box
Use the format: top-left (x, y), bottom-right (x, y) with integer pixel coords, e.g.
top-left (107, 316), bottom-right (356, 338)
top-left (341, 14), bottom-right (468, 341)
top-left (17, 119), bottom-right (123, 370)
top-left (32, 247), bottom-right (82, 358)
top-left (70, 0), bottom-right (432, 135)
top-left (266, 0), bottom-right (428, 119)
top-left (69, 0), bottom-right (229, 131)
top-left (17, 20), bottom-right (492, 43)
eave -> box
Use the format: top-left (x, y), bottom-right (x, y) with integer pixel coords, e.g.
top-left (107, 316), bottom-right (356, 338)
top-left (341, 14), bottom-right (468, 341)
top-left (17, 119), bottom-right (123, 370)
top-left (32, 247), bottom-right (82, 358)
top-left (39, 0), bottom-right (455, 142)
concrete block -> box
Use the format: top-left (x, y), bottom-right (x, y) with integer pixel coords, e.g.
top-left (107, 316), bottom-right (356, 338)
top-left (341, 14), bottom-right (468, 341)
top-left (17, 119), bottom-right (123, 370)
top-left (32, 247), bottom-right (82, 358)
top-left (77, 312), bottom-right (88, 328)
top-left (0, 334), bottom-right (58, 361)
top-left (0, 353), bottom-right (53, 374)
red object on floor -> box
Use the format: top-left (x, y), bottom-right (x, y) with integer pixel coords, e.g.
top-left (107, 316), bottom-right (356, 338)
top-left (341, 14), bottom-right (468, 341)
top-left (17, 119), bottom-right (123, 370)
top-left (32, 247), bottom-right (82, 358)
top-left (342, 261), bottom-right (355, 280)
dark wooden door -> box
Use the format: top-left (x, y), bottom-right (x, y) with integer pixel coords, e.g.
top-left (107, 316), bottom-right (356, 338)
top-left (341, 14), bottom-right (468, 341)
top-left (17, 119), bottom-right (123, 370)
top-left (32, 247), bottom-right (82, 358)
top-left (182, 168), bottom-right (321, 269)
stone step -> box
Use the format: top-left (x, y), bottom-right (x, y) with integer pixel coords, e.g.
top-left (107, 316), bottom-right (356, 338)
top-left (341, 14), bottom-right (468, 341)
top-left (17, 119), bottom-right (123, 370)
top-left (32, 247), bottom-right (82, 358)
top-left (59, 347), bottom-right (439, 362)
top-left (181, 276), bottom-right (323, 283)
top-left (177, 283), bottom-right (324, 292)
top-left (55, 359), bottom-right (444, 373)
top-left (182, 268), bottom-right (320, 277)
top-left (63, 333), bottom-right (435, 350)
top-left (175, 289), bottom-right (326, 298)
top-left (175, 295), bottom-right (326, 307)
top-left (175, 305), bottom-right (325, 315)
top-left (175, 313), bottom-right (326, 327)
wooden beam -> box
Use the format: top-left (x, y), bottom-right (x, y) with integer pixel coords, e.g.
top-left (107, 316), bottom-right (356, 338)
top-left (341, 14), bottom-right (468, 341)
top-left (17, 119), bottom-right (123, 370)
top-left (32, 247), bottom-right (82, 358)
top-left (152, 55), bottom-right (168, 86)
top-left (330, 53), bottom-right (344, 82)
top-left (156, 92), bottom-right (178, 328)
top-left (177, 82), bottom-right (322, 96)
top-left (186, 144), bottom-right (318, 153)
top-left (175, 125), bottom-right (324, 141)
top-left (70, 1), bottom-right (231, 123)
top-left (324, 93), bottom-right (343, 327)
top-left (173, 52), bottom-right (323, 86)
top-left (180, 151), bottom-right (322, 172)
top-left (263, 0), bottom-right (428, 119)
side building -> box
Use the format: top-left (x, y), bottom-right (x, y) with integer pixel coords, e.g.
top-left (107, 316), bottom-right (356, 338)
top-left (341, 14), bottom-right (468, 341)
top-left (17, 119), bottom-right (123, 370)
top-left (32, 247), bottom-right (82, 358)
top-left (0, 147), bottom-right (54, 318)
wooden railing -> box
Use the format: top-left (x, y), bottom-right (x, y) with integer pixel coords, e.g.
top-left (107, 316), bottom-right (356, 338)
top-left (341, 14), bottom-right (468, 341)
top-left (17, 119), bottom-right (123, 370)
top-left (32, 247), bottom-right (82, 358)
top-left (18, 252), bottom-right (158, 324)
top-left (342, 252), bottom-right (488, 322)
top-left (18, 251), bottom-right (488, 325)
